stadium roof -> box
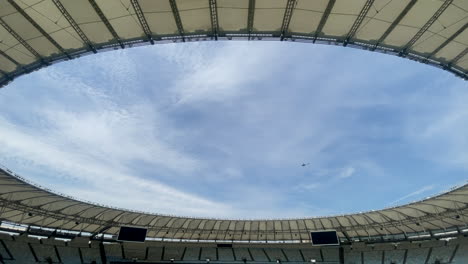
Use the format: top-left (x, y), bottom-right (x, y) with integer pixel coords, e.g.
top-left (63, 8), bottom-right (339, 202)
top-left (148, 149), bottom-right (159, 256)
top-left (0, 0), bottom-right (467, 242)
top-left (1, 167), bottom-right (467, 241)
top-left (0, 0), bottom-right (467, 86)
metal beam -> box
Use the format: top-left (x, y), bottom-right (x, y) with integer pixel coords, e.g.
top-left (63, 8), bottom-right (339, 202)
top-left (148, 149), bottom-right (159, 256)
top-left (169, 0), bottom-right (185, 41)
top-left (428, 22), bottom-right (467, 58)
top-left (344, 0), bottom-right (375, 46)
top-left (208, 0), bottom-right (219, 40)
top-left (0, 49), bottom-right (21, 67)
top-left (402, 0), bottom-right (453, 53)
top-left (51, 0), bottom-right (97, 53)
top-left (374, 0), bottom-right (417, 48)
top-left (7, 0), bottom-right (71, 60)
top-left (280, 0), bottom-right (296, 40)
top-left (247, 0), bottom-right (255, 40)
top-left (313, 0), bottom-right (336, 43)
top-left (88, 0), bottom-right (124, 49)
top-left (130, 0), bottom-right (154, 44)
top-left (0, 18), bottom-right (46, 64)
top-left (449, 47), bottom-right (468, 66)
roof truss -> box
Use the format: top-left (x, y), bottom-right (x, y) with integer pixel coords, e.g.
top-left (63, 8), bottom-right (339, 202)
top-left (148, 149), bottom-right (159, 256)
top-left (280, 0), bottom-right (296, 40)
top-left (0, 17), bottom-right (46, 63)
top-left (51, 0), bottom-right (97, 53)
top-left (88, 0), bottom-right (124, 49)
top-left (209, 0), bottom-right (219, 40)
top-left (130, 0), bottom-right (154, 44)
top-left (169, 0), bottom-right (185, 41)
top-left (7, 0), bottom-right (71, 60)
top-left (313, 0), bottom-right (336, 42)
top-left (344, 0), bottom-right (375, 45)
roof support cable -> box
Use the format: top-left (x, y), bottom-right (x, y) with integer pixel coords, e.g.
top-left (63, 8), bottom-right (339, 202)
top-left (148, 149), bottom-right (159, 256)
top-left (169, 0), bottom-right (185, 42)
top-left (247, 0), bottom-right (255, 40)
top-left (313, 0), bottom-right (335, 43)
top-left (0, 18), bottom-right (48, 65)
top-left (208, 0), bottom-right (219, 40)
top-left (280, 0), bottom-right (296, 41)
top-left (51, 0), bottom-right (97, 53)
top-left (400, 0), bottom-right (453, 56)
top-left (372, 0), bottom-right (417, 50)
top-left (343, 0), bottom-right (375, 46)
top-left (428, 22), bottom-right (468, 59)
top-left (7, 0), bottom-right (71, 60)
top-left (88, 0), bottom-right (125, 49)
top-left (130, 0), bottom-right (154, 44)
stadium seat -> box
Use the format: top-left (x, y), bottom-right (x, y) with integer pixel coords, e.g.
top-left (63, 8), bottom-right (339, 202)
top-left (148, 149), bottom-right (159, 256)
top-left (322, 247), bottom-right (340, 262)
top-left (363, 250), bottom-right (383, 263)
top-left (30, 243), bottom-right (60, 263)
top-left (300, 248), bottom-right (322, 262)
top-left (123, 242), bottom-right (147, 260)
top-left (264, 248), bottom-right (287, 262)
top-left (103, 243), bottom-right (123, 261)
top-left (56, 246), bottom-right (81, 264)
top-left (405, 248), bottom-right (430, 264)
top-left (383, 249), bottom-right (405, 264)
top-left (249, 248), bottom-right (269, 261)
top-left (163, 246), bottom-right (185, 261)
top-left (282, 248), bottom-right (304, 262)
top-left (233, 248), bottom-right (253, 261)
top-left (2, 239), bottom-right (37, 263)
top-left (427, 245), bottom-right (456, 263)
top-left (80, 246), bottom-right (102, 264)
top-left (201, 247), bottom-right (218, 261)
top-left (218, 248), bottom-right (235, 261)
top-left (183, 247), bottom-right (201, 261)
top-left (451, 243), bottom-right (468, 263)
top-left (147, 247), bottom-right (164, 261)
top-left (344, 249), bottom-right (361, 264)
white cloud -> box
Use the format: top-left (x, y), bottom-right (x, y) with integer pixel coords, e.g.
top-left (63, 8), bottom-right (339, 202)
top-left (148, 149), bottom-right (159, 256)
top-left (338, 166), bottom-right (355, 179)
top-left (390, 185), bottom-right (435, 205)
top-left (155, 42), bottom-right (285, 104)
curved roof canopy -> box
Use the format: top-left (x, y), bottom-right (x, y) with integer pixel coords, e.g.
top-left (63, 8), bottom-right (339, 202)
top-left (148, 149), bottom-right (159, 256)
top-left (0, 0), bottom-right (467, 242)
top-left (0, 0), bottom-right (467, 85)
top-left (1, 168), bottom-right (467, 242)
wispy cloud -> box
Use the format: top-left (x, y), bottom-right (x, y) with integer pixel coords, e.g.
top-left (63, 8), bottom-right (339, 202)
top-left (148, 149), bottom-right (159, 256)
top-left (0, 41), bottom-right (464, 219)
top-left (389, 185), bottom-right (435, 205)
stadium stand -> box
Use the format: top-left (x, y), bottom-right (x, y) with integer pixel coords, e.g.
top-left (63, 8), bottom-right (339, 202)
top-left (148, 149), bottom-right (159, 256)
top-left (301, 248), bottom-right (323, 262)
top-left (122, 242), bottom-right (146, 260)
top-left (344, 250), bottom-right (361, 264)
top-left (55, 245), bottom-right (81, 264)
top-left (0, 0), bottom-right (467, 261)
top-left (163, 246), bottom-right (185, 261)
top-left (322, 248), bottom-right (340, 262)
top-left (452, 243), bottom-right (468, 263)
top-left (80, 246), bottom-right (102, 264)
top-left (383, 249), bottom-right (405, 264)
top-left (147, 247), bottom-right (164, 262)
top-left (217, 247), bottom-right (235, 261)
top-left (249, 248), bottom-right (270, 262)
top-left (282, 248), bottom-right (304, 262)
top-left (0, 233), bottom-right (467, 263)
top-left (200, 247), bottom-right (217, 261)
top-left (182, 247), bottom-right (200, 261)
top-left (103, 243), bottom-right (123, 262)
top-left (233, 248), bottom-right (252, 261)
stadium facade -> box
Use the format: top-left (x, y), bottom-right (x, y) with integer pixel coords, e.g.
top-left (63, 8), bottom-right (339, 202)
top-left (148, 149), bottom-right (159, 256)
top-left (0, 0), bottom-right (467, 263)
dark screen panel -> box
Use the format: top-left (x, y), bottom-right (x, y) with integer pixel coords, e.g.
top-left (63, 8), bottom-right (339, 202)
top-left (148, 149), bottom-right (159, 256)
top-left (117, 226), bottom-right (147, 242)
top-left (310, 230), bottom-right (339, 245)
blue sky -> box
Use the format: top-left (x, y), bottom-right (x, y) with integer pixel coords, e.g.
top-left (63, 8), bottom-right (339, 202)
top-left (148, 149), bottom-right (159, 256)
top-left (0, 41), bottom-right (467, 219)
